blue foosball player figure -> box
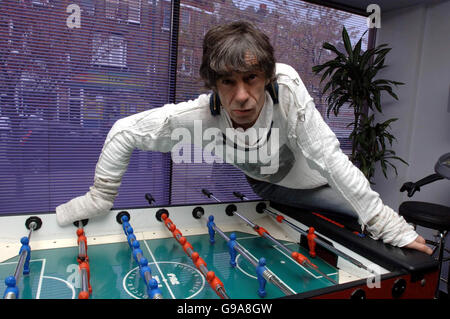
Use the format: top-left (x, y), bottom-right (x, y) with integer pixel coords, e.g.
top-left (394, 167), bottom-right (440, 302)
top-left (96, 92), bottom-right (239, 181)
top-left (19, 237), bottom-right (31, 275)
top-left (207, 215), bottom-right (215, 244)
top-left (3, 276), bottom-right (19, 299)
top-left (256, 257), bottom-right (267, 298)
top-left (126, 227), bottom-right (136, 248)
top-left (132, 240), bottom-right (143, 263)
top-left (121, 216), bottom-right (131, 235)
top-left (147, 278), bottom-right (162, 299)
top-left (227, 233), bottom-right (238, 267)
top-left (139, 257), bottom-right (152, 284)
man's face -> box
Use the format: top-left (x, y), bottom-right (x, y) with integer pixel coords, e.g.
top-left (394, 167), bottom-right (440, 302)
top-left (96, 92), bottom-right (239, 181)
top-left (216, 70), bottom-right (267, 130)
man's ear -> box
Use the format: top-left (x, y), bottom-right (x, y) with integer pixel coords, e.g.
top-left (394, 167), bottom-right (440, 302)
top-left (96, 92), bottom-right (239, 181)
top-left (209, 91), bottom-right (221, 116)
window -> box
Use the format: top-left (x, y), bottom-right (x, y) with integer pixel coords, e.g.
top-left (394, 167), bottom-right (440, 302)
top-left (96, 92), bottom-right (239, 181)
top-left (161, 1), bottom-right (171, 31)
top-left (180, 9), bottom-right (190, 26)
top-left (80, 0), bottom-right (95, 16)
top-left (0, 0), bottom-right (369, 215)
top-left (92, 33), bottom-right (127, 68)
top-left (69, 87), bottom-right (83, 125)
top-left (32, 0), bottom-right (49, 6)
top-left (128, 0), bottom-right (141, 23)
top-left (179, 48), bottom-right (193, 76)
top-left (106, 0), bottom-right (119, 20)
top-left (0, 0), bottom-right (171, 215)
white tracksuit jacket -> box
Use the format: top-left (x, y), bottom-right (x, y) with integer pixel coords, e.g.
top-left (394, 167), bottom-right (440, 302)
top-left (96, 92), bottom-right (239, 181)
top-left (56, 63), bottom-right (418, 248)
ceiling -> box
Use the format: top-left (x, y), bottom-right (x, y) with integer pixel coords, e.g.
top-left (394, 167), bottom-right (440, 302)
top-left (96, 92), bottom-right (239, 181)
top-left (311, 0), bottom-right (445, 15)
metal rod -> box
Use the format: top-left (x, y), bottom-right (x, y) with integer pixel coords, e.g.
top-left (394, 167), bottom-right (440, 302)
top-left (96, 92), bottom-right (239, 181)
top-left (136, 252), bottom-right (143, 263)
top-left (11, 221), bottom-right (37, 284)
top-left (144, 271), bottom-right (152, 286)
top-left (255, 226), bottom-right (337, 284)
top-left (4, 291), bottom-right (16, 299)
top-left (122, 223), bottom-right (159, 297)
top-left (162, 216), bottom-right (229, 299)
top-left (213, 226), bottom-right (258, 267)
top-left (198, 264), bottom-right (209, 277)
top-left (212, 223), bottom-right (294, 295)
top-left (306, 263), bottom-right (337, 284)
top-left (11, 222), bottom-right (37, 286)
top-left (80, 268), bottom-right (89, 294)
top-left (185, 246), bottom-right (194, 258)
top-left (77, 221), bottom-right (87, 261)
top-left (202, 189), bottom-right (222, 203)
top-left (216, 286), bottom-right (229, 299)
top-left (232, 210), bottom-right (257, 229)
top-left (78, 240), bottom-right (87, 261)
top-left (261, 206), bottom-right (372, 274)
top-left (27, 222), bottom-right (37, 241)
top-left (152, 292), bottom-right (164, 299)
top-left (232, 209), bottom-right (297, 257)
top-left (232, 192), bottom-right (376, 276)
top-left (260, 229), bottom-right (293, 256)
top-left (261, 269), bottom-right (293, 296)
top-left (204, 191), bottom-right (337, 284)
top-left (13, 250), bottom-right (28, 283)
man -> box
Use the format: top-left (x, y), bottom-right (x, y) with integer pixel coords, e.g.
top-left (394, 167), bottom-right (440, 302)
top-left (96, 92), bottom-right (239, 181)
top-left (56, 21), bottom-right (431, 255)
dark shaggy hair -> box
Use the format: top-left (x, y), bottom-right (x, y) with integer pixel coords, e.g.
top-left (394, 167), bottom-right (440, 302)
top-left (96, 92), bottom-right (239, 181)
top-left (199, 21), bottom-right (276, 90)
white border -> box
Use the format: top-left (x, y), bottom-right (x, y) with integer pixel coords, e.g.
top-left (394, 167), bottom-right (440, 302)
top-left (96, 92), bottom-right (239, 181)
top-left (123, 262), bottom-right (205, 299)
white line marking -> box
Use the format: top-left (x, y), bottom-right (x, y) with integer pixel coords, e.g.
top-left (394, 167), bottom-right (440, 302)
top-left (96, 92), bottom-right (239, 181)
top-left (235, 234), bottom-right (259, 240)
top-left (235, 254), bottom-right (257, 279)
top-left (1, 258), bottom-right (46, 299)
top-left (1, 259), bottom-right (75, 299)
top-left (273, 245), bottom-right (318, 278)
top-left (141, 239), bottom-right (176, 299)
top-left (273, 245), bottom-right (337, 279)
top-left (123, 262), bottom-right (205, 300)
top-left (35, 258), bottom-right (45, 299)
top-left (283, 243), bottom-right (338, 276)
top-left (41, 276), bottom-right (76, 299)
top-left (234, 249), bottom-right (296, 295)
top-left (123, 268), bottom-right (142, 299)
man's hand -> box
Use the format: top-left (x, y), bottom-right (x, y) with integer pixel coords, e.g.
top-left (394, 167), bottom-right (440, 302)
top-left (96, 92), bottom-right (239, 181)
top-left (405, 235), bottom-right (433, 255)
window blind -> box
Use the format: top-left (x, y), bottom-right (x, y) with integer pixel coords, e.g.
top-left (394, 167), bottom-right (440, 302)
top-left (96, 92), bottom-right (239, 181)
top-left (0, 0), bottom-right (369, 215)
top-left (0, 0), bottom-right (172, 214)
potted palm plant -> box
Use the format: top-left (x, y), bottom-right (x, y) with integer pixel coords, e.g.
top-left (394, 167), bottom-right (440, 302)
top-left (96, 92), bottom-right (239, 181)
top-left (312, 26), bottom-right (408, 183)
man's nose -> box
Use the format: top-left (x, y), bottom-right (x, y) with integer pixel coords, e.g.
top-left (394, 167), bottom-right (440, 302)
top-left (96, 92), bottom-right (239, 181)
top-left (234, 83), bottom-right (250, 105)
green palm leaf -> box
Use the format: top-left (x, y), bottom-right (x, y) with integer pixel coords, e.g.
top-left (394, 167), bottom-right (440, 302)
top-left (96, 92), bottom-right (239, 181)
top-left (313, 29), bottom-right (408, 183)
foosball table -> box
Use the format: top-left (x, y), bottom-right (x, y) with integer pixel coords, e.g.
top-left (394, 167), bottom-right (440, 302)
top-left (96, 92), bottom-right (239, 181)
top-left (0, 190), bottom-right (439, 300)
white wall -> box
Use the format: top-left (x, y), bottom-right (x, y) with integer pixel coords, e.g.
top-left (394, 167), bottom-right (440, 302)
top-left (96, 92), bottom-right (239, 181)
top-left (372, 1), bottom-right (450, 294)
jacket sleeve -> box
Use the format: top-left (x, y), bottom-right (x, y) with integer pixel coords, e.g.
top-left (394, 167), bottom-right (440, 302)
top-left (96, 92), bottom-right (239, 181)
top-left (281, 65), bottom-right (418, 247)
top-left (55, 94), bottom-right (210, 226)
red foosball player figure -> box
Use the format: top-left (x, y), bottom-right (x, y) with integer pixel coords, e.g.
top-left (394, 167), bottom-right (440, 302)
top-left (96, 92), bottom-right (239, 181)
top-left (291, 251), bottom-right (317, 268)
top-left (172, 228), bottom-right (183, 242)
top-left (79, 261), bottom-right (92, 295)
top-left (206, 271), bottom-right (226, 298)
top-left (162, 215), bottom-right (173, 228)
top-left (78, 291), bottom-right (89, 299)
top-left (191, 252), bottom-right (207, 270)
top-left (307, 227), bottom-right (317, 258)
top-left (76, 228), bottom-right (88, 263)
top-left (179, 237), bottom-right (193, 255)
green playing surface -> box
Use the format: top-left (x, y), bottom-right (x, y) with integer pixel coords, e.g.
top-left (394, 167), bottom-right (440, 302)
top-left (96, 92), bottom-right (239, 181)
top-left (0, 231), bottom-right (338, 299)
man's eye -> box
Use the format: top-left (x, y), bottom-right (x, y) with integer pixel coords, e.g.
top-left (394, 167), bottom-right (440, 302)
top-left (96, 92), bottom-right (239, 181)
top-left (247, 74), bottom-right (257, 81)
top-left (222, 79), bottom-right (233, 85)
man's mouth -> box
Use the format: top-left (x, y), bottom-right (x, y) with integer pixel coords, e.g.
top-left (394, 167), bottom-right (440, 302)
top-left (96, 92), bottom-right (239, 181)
top-left (232, 109), bottom-right (253, 115)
